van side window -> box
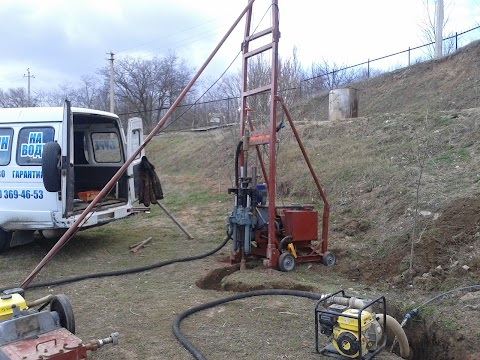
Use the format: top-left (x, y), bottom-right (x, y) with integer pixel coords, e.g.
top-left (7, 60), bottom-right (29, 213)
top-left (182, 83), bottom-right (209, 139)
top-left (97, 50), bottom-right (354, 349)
top-left (0, 128), bottom-right (14, 166)
top-left (16, 127), bottom-right (55, 166)
top-left (91, 132), bottom-right (121, 163)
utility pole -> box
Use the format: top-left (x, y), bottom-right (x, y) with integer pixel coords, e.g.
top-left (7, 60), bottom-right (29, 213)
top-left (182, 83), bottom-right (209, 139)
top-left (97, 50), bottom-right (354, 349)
top-left (23, 68), bottom-right (35, 107)
top-left (108, 52), bottom-right (115, 113)
top-left (435, 0), bottom-right (444, 58)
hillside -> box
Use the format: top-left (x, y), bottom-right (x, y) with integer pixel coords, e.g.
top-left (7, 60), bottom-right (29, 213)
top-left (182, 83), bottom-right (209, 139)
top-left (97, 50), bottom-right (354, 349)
top-left (135, 41), bottom-right (480, 360)
top-left (153, 40), bottom-right (480, 290)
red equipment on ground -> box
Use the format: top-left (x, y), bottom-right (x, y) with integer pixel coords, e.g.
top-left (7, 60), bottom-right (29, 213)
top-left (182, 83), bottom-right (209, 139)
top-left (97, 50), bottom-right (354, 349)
top-left (0, 291), bottom-right (118, 360)
top-left (1, 327), bottom-right (118, 360)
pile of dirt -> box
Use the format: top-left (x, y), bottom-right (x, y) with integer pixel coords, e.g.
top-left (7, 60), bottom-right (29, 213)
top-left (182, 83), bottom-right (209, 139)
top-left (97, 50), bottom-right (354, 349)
top-left (334, 194), bottom-right (480, 289)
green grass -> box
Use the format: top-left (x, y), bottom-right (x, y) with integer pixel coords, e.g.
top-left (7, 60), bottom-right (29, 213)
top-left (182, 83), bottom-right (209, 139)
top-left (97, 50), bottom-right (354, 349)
top-left (433, 146), bottom-right (471, 164)
top-left (163, 190), bottom-right (228, 210)
top-left (441, 318), bottom-right (461, 332)
top-left (433, 115), bottom-right (455, 127)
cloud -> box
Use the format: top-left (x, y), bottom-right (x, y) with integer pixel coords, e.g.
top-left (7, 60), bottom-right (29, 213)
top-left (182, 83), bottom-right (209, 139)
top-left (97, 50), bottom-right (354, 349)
top-left (0, 0), bottom-right (478, 92)
top-left (0, 0), bottom-right (219, 89)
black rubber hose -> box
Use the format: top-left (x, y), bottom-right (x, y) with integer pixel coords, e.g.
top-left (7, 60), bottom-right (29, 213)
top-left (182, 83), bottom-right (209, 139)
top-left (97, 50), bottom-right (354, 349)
top-left (417, 284), bottom-right (480, 309)
top-left (172, 289), bottom-right (324, 360)
top-left (401, 284), bottom-right (480, 326)
top-left (278, 236), bottom-right (292, 251)
top-left (1, 231), bottom-right (232, 292)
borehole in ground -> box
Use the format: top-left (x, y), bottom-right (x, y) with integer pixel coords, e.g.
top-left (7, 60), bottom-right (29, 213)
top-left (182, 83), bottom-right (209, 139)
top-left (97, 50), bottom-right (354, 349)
top-left (370, 304), bottom-right (474, 360)
top-left (195, 264), bottom-right (241, 291)
top-left (404, 316), bottom-right (477, 360)
top-left (196, 264), bottom-right (315, 292)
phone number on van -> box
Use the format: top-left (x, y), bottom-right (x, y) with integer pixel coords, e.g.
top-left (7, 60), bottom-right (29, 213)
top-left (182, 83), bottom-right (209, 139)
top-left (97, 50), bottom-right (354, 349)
top-left (0, 189), bottom-right (44, 199)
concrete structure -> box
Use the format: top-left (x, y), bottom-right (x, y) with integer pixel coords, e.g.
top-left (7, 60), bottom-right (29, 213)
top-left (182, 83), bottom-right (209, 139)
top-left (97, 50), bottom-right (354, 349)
top-left (328, 88), bottom-right (359, 121)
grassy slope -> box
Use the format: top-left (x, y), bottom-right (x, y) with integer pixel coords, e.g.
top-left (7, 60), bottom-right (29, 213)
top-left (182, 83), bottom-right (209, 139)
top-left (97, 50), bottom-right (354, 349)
top-left (91, 39), bottom-right (478, 359)
top-left (150, 106), bottom-right (480, 284)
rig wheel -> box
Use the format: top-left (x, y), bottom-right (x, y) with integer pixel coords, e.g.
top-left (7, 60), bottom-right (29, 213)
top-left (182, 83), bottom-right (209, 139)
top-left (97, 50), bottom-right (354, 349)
top-left (278, 252), bottom-right (295, 272)
top-left (322, 251), bottom-right (336, 266)
top-left (50, 294), bottom-right (76, 334)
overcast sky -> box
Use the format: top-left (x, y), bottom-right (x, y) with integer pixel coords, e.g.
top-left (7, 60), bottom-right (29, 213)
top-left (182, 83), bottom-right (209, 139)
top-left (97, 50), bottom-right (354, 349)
top-left (0, 0), bottom-right (479, 93)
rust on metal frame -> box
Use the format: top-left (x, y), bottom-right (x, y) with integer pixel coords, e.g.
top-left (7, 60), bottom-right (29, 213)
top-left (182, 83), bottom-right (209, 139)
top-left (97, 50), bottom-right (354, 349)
top-left (0, 328), bottom-right (87, 360)
top-left (238, 0), bottom-right (281, 268)
top-left (277, 96), bottom-right (330, 253)
top-left (236, 0), bottom-right (329, 268)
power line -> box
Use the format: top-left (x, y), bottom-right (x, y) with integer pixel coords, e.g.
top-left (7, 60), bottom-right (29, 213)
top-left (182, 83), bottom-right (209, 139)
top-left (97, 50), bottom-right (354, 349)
top-left (116, 19), bottom-right (227, 56)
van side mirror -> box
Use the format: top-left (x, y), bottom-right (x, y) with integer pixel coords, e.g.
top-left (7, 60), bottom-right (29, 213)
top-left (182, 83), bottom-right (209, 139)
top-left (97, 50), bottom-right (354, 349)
top-left (42, 142), bottom-right (62, 192)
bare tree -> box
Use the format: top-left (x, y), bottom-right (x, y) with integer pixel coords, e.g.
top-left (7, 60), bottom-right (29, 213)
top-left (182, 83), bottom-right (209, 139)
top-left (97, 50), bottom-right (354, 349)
top-left (70, 75), bottom-right (106, 109)
top-left (278, 47), bottom-right (303, 108)
top-left (409, 136), bottom-right (429, 274)
top-left (302, 59), bottom-right (360, 97)
top-left (0, 87), bottom-right (42, 108)
top-left (40, 76), bottom-right (108, 109)
top-left (203, 49), bottom-right (304, 127)
top-left (102, 52), bottom-right (194, 132)
top-left (201, 72), bottom-right (242, 126)
top-left (43, 82), bottom-right (76, 106)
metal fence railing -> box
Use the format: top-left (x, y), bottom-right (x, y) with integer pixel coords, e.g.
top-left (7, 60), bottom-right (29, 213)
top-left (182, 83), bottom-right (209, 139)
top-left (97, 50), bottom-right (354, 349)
top-left (130, 25), bottom-right (480, 131)
top-left (299, 25), bottom-right (480, 87)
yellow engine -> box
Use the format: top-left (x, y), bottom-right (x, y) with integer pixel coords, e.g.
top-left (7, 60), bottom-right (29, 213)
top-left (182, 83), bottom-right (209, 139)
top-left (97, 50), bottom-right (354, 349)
top-left (316, 291), bottom-right (390, 359)
top-left (0, 293), bottom-right (28, 321)
top-left (332, 309), bottom-right (373, 358)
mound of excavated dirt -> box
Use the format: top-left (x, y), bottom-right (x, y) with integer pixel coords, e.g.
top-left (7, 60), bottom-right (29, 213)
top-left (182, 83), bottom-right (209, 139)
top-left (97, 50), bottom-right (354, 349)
top-left (334, 194), bottom-right (480, 289)
top-left (414, 193), bottom-right (480, 272)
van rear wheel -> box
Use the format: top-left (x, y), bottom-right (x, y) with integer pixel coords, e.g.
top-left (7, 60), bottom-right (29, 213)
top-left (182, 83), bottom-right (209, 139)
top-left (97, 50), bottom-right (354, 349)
top-left (0, 229), bottom-right (12, 254)
top-left (42, 142), bottom-right (61, 192)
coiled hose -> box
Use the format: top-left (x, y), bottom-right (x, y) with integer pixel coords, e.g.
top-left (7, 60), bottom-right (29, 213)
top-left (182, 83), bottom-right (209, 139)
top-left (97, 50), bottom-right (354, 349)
top-left (172, 289), bottom-right (324, 360)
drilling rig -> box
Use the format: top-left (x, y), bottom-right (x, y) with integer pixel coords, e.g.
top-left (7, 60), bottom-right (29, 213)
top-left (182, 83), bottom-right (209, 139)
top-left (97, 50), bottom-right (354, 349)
top-left (227, 0), bottom-right (335, 271)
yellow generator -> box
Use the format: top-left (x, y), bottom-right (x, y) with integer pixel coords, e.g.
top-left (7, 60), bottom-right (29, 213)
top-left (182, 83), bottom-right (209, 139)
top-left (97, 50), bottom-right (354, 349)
top-left (315, 290), bottom-right (386, 360)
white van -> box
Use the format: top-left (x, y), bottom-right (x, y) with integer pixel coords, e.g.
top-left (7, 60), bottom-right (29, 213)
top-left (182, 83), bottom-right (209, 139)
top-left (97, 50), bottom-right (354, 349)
top-left (0, 100), bottom-right (144, 253)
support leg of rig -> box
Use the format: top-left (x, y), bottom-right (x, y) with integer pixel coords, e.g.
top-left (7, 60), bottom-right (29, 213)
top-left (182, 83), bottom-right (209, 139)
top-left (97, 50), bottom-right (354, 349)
top-left (157, 202), bottom-right (194, 240)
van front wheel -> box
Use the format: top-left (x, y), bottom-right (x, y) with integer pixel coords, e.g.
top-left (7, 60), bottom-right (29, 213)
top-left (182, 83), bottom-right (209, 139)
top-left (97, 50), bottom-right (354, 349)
top-left (42, 142), bottom-right (61, 192)
top-left (0, 229), bottom-right (12, 254)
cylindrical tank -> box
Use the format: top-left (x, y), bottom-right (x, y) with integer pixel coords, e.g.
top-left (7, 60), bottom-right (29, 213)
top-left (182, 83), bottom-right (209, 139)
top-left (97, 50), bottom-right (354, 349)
top-left (328, 88), bottom-right (359, 121)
